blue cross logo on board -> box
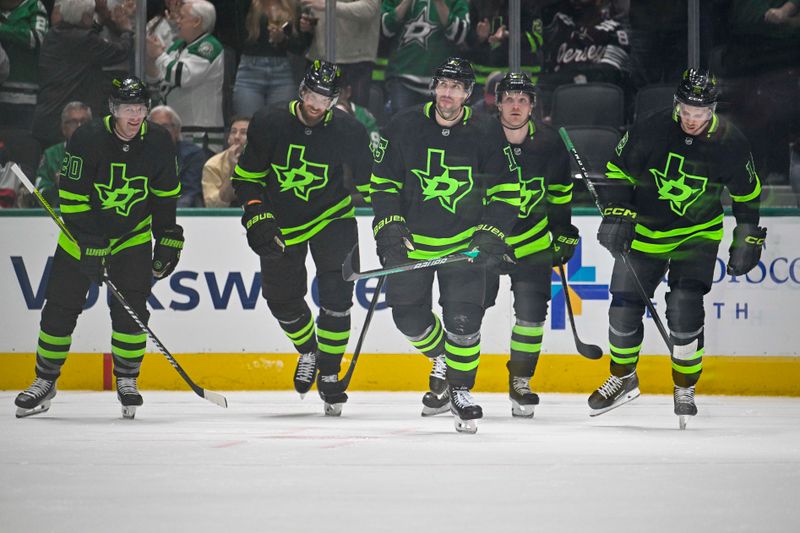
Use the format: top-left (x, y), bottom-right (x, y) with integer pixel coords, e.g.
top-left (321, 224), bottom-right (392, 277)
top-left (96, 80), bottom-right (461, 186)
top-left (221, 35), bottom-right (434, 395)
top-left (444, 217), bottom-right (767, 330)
top-left (550, 242), bottom-right (609, 330)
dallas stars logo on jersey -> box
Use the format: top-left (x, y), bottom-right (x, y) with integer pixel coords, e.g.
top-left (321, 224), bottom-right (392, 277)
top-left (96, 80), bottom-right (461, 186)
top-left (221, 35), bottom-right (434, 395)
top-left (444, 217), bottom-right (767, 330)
top-left (272, 144), bottom-right (329, 202)
top-left (650, 152), bottom-right (708, 216)
top-left (411, 148), bottom-right (473, 214)
top-left (95, 163), bottom-right (148, 216)
top-left (518, 173), bottom-right (545, 218)
top-left (400, 6), bottom-right (436, 49)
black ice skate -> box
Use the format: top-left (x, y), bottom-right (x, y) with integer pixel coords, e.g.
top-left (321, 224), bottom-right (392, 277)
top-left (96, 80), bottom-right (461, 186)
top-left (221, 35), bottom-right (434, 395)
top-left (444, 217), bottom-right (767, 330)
top-left (116, 377), bottom-right (143, 419)
top-left (674, 385), bottom-right (697, 430)
top-left (293, 351), bottom-right (318, 398)
top-left (421, 388), bottom-right (450, 417)
top-left (509, 376), bottom-right (540, 418)
top-left (449, 384), bottom-right (482, 434)
top-left (317, 373), bottom-right (348, 416)
top-left (15, 377), bottom-right (57, 418)
top-left (421, 355), bottom-right (450, 416)
top-left (428, 355), bottom-right (447, 395)
top-left (588, 372), bottom-right (640, 416)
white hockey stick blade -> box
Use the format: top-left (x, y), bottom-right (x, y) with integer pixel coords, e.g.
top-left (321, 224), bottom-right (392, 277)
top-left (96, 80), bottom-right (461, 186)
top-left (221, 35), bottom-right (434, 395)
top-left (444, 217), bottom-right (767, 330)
top-left (204, 390), bottom-right (229, 408)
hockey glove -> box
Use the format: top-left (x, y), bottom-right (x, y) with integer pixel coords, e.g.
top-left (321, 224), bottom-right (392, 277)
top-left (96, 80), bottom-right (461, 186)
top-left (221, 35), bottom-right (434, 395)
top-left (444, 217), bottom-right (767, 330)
top-left (598, 204), bottom-right (637, 257)
top-left (242, 201), bottom-right (285, 258)
top-left (79, 239), bottom-right (110, 285)
top-left (152, 225), bottom-right (184, 279)
top-left (552, 224), bottom-right (580, 265)
top-left (468, 224), bottom-right (508, 274)
top-left (727, 224), bottom-right (767, 276)
top-left (373, 215), bottom-right (414, 267)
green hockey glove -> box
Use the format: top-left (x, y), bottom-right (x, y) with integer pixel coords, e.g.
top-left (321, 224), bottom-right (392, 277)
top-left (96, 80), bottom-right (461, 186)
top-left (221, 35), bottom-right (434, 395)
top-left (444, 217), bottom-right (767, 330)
top-left (242, 201), bottom-right (285, 258)
top-left (79, 239), bottom-right (110, 285)
top-left (727, 224), bottom-right (767, 276)
top-left (598, 204), bottom-right (637, 257)
top-left (552, 224), bottom-right (580, 265)
top-left (153, 225), bottom-right (184, 279)
top-left (373, 215), bottom-right (414, 267)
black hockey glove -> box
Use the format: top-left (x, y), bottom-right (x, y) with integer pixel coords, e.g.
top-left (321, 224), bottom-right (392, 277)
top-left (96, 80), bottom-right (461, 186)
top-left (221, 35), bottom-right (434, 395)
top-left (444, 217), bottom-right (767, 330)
top-left (373, 215), bottom-right (414, 267)
top-left (242, 201), bottom-right (285, 258)
top-left (468, 224), bottom-right (508, 274)
top-left (598, 204), bottom-right (637, 257)
top-left (727, 224), bottom-right (767, 276)
top-left (152, 225), bottom-right (184, 279)
top-left (552, 224), bottom-right (580, 265)
top-left (79, 239), bottom-right (110, 285)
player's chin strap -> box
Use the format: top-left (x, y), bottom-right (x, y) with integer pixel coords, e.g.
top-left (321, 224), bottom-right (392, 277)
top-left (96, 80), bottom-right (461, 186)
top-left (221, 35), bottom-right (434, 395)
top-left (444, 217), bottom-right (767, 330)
top-left (9, 163), bottom-right (228, 409)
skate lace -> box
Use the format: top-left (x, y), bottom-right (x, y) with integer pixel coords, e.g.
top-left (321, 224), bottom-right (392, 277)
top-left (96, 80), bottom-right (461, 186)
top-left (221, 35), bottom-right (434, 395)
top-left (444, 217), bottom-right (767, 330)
top-left (117, 377), bottom-right (138, 395)
top-left (430, 355), bottom-right (447, 381)
top-left (451, 388), bottom-right (475, 409)
top-left (511, 377), bottom-right (532, 395)
top-left (675, 385), bottom-right (695, 404)
top-left (25, 377), bottom-right (53, 399)
top-left (295, 352), bottom-right (316, 382)
top-left (597, 375), bottom-right (623, 399)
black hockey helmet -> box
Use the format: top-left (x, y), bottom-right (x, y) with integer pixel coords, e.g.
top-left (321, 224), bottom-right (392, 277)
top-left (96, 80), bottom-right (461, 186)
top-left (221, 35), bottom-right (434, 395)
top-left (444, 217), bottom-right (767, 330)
top-left (110, 76), bottom-right (151, 108)
top-left (495, 72), bottom-right (537, 106)
top-left (300, 60), bottom-right (341, 100)
top-left (433, 57), bottom-right (476, 91)
top-left (675, 69), bottom-right (718, 107)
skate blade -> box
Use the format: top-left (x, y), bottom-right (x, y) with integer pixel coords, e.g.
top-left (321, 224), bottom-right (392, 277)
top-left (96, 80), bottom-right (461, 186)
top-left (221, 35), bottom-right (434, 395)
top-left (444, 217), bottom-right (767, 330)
top-left (421, 402), bottom-right (451, 417)
top-left (298, 393), bottom-right (306, 400)
top-left (511, 400), bottom-right (535, 418)
top-left (324, 402), bottom-right (343, 417)
top-left (589, 388), bottom-right (641, 417)
top-left (121, 406), bottom-right (137, 419)
top-left (15, 400), bottom-right (51, 418)
top-left (453, 417), bottom-right (478, 434)
top-left (678, 414), bottom-right (694, 430)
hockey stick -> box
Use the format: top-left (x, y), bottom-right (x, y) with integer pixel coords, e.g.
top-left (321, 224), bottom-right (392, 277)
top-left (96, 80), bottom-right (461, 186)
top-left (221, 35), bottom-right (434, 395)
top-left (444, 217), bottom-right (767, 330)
top-left (340, 275), bottom-right (385, 389)
top-left (11, 163), bottom-right (228, 408)
top-left (341, 244), bottom-right (478, 281)
top-left (557, 263), bottom-right (603, 360)
top-left (557, 128), bottom-right (673, 352)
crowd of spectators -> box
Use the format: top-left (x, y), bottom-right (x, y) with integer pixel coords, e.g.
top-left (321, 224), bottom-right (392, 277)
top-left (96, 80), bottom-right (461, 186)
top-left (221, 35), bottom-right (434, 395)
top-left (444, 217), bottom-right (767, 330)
top-left (1, 0), bottom-right (798, 208)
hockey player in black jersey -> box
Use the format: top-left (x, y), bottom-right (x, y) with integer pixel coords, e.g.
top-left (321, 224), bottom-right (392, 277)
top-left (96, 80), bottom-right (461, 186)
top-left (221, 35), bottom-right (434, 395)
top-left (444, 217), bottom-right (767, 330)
top-left (232, 60), bottom-right (373, 416)
top-left (488, 72), bottom-right (577, 418)
top-left (15, 77), bottom-right (183, 419)
top-left (590, 69), bottom-right (766, 428)
top-left (370, 57), bottom-right (520, 433)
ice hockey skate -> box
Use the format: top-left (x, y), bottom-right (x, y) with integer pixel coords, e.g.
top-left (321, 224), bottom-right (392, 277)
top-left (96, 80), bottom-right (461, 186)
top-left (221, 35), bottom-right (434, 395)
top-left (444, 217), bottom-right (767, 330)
top-left (116, 377), bottom-right (143, 419)
top-left (588, 372), bottom-right (640, 416)
top-left (674, 385), bottom-right (697, 430)
top-left (317, 373), bottom-right (348, 416)
top-left (15, 377), bottom-right (57, 418)
top-left (449, 384), bottom-right (482, 434)
top-left (293, 351), bottom-right (318, 398)
top-left (421, 389), bottom-right (450, 417)
top-left (509, 376), bottom-right (540, 418)
top-left (428, 355), bottom-right (447, 395)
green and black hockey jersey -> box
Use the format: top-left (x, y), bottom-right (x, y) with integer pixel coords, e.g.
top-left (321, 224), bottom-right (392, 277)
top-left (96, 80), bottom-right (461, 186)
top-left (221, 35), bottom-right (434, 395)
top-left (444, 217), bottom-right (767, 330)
top-left (371, 102), bottom-right (520, 260)
top-left (57, 117), bottom-right (181, 258)
top-left (506, 120), bottom-right (572, 259)
top-left (603, 108), bottom-right (761, 255)
top-left (232, 101), bottom-right (373, 246)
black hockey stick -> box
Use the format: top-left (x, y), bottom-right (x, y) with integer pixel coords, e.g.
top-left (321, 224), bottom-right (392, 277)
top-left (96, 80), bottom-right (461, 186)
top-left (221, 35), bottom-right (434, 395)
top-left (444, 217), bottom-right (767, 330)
top-left (340, 275), bottom-right (385, 389)
top-left (557, 129), bottom-right (673, 352)
top-left (341, 244), bottom-right (478, 281)
top-left (557, 263), bottom-right (603, 360)
top-left (11, 163), bottom-right (228, 408)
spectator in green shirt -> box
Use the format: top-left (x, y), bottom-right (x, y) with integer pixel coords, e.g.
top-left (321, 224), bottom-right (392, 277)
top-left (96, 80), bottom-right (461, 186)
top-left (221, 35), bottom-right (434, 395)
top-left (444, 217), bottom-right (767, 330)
top-left (35, 101), bottom-right (92, 207)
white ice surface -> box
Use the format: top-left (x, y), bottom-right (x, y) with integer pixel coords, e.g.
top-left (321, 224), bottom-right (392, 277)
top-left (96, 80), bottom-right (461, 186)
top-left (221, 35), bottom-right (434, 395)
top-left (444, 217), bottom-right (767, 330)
top-left (1, 391), bottom-right (799, 533)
